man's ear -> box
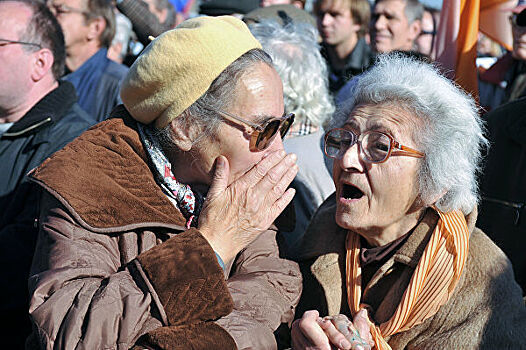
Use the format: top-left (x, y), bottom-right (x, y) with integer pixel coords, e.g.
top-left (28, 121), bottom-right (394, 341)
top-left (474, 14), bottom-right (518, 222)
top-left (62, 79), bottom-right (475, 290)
top-left (168, 118), bottom-right (198, 152)
top-left (87, 16), bottom-right (106, 42)
top-left (408, 19), bottom-right (422, 43)
top-left (31, 48), bottom-right (54, 82)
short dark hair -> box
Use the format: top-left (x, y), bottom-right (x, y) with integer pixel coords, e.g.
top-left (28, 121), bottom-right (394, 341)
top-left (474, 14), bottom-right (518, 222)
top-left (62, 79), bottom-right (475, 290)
top-left (2, 0), bottom-right (66, 79)
top-left (85, 0), bottom-right (116, 48)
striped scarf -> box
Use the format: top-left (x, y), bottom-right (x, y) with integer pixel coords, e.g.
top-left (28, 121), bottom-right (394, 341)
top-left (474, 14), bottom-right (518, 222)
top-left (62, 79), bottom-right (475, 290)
top-left (345, 209), bottom-right (469, 350)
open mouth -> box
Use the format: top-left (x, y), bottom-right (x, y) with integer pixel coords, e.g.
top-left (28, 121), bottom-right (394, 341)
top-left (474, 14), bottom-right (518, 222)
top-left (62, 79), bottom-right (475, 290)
top-left (341, 183), bottom-right (364, 200)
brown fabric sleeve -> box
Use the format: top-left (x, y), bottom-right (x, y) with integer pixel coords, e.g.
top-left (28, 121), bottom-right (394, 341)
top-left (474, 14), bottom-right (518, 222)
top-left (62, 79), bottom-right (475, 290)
top-left (135, 228), bottom-right (234, 326)
top-left (137, 322), bottom-right (237, 350)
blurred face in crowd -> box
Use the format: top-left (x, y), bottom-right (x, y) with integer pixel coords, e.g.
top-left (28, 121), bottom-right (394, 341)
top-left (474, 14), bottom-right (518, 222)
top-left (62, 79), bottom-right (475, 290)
top-left (415, 10), bottom-right (434, 56)
top-left (174, 63), bottom-right (286, 187)
top-left (512, 10), bottom-right (526, 60)
top-left (316, 0), bottom-right (361, 48)
top-left (261, 0), bottom-right (292, 6)
top-left (371, 0), bottom-right (421, 53)
top-left (48, 0), bottom-right (90, 51)
top-left (142, 0), bottom-right (168, 23)
top-left (0, 2), bottom-right (36, 120)
top-left (260, 0), bottom-right (304, 8)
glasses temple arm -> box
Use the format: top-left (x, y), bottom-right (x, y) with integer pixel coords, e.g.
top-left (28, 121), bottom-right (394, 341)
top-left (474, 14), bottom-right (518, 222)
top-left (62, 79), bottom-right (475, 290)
top-left (216, 110), bottom-right (262, 131)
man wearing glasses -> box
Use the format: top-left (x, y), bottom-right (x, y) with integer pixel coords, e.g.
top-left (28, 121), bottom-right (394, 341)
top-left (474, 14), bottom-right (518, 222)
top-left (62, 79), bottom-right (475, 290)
top-left (48, 0), bottom-right (128, 122)
top-left (0, 0), bottom-right (93, 347)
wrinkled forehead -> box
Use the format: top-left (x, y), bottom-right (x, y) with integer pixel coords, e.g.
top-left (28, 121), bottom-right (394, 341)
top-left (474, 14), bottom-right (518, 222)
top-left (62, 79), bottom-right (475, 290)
top-left (346, 103), bottom-right (422, 137)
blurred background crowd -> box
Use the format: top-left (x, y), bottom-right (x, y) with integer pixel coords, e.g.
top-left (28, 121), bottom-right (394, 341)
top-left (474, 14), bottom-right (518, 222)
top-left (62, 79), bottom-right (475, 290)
top-left (1, 0), bottom-right (526, 347)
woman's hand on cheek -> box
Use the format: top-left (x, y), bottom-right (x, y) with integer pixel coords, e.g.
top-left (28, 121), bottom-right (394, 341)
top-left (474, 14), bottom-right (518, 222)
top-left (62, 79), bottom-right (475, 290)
top-left (198, 152), bottom-right (298, 264)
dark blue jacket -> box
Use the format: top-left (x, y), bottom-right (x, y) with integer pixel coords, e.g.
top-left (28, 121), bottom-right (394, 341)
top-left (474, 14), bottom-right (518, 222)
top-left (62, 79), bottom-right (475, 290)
top-left (64, 48), bottom-right (128, 122)
top-left (0, 80), bottom-right (94, 348)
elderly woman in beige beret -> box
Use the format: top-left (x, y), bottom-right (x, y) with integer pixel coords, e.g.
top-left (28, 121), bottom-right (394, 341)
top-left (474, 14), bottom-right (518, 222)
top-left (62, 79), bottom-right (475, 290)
top-left (26, 16), bottom-right (301, 349)
top-left (290, 54), bottom-right (526, 349)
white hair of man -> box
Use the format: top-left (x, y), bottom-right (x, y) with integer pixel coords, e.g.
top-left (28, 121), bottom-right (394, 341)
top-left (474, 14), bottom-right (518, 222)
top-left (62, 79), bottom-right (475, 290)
top-left (249, 19), bottom-right (334, 128)
top-left (334, 53), bottom-right (488, 214)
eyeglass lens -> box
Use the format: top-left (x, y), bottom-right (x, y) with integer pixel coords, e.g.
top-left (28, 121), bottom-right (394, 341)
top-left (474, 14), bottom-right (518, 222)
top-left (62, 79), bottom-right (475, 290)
top-left (325, 129), bottom-right (391, 163)
top-left (513, 8), bottom-right (526, 27)
top-left (255, 114), bottom-right (294, 150)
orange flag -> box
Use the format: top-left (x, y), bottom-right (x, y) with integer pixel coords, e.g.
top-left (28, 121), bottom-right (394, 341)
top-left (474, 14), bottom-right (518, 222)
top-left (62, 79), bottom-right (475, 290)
top-left (434, 0), bottom-right (515, 98)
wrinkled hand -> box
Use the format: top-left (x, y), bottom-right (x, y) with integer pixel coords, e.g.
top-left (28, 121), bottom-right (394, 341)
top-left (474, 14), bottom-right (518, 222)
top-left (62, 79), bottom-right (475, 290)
top-left (291, 310), bottom-right (374, 350)
top-left (198, 151), bottom-right (298, 263)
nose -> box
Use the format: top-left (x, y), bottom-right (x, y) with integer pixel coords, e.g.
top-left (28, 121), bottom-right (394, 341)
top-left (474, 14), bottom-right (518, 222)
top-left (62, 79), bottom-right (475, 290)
top-left (339, 141), bottom-right (364, 172)
top-left (321, 13), bottom-right (333, 26)
top-left (374, 14), bottom-right (387, 31)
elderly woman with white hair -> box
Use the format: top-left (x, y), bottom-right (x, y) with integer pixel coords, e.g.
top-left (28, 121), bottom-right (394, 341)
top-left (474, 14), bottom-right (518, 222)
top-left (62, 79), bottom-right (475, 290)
top-left (249, 19), bottom-right (336, 256)
top-left (290, 53), bottom-right (526, 350)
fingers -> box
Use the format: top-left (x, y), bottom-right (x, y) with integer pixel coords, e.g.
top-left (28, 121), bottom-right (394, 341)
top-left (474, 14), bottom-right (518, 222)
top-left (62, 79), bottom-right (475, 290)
top-left (318, 318), bottom-right (353, 350)
top-left (354, 309), bottom-right (374, 348)
top-left (291, 310), bottom-right (331, 350)
top-left (207, 156), bottom-right (230, 200)
top-left (240, 150), bottom-right (288, 187)
top-left (258, 152), bottom-right (297, 195)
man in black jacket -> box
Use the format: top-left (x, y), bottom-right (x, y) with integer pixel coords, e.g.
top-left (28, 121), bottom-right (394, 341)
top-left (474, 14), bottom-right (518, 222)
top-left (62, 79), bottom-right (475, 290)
top-left (477, 97), bottom-right (526, 295)
top-left (0, 0), bottom-right (93, 347)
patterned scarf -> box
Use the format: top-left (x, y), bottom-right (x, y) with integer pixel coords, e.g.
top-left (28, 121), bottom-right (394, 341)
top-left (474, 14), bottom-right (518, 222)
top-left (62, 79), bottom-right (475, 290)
top-left (345, 209), bottom-right (469, 350)
top-left (137, 122), bottom-right (205, 228)
top-left (288, 119), bottom-right (316, 137)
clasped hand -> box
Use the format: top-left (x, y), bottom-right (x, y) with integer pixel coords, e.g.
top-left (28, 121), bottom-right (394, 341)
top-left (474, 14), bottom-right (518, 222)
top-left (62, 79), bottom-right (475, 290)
top-left (291, 310), bottom-right (374, 350)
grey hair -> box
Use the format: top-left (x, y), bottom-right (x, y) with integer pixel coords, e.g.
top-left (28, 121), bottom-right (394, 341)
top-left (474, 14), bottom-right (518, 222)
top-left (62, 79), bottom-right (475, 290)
top-left (249, 20), bottom-right (334, 128)
top-left (403, 0), bottom-right (424, 23)
top-left (157, 48), bottom-right (273, 150)
top-left (334, 53), bottom-right (488, 214)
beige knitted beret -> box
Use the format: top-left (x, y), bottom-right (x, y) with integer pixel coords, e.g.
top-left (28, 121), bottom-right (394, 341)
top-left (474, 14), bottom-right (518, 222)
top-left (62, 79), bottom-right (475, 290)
top-left (120, 16), bottom-right (262, 128)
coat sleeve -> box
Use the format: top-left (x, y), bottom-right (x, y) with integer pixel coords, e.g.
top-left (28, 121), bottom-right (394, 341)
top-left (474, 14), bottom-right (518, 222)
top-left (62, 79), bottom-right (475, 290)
top-left (27, 192), bottom-right (235, 350)
top-left (141, 228), bottom-right (303, 350)
top-left (216, 228), bottom-right (303, 350)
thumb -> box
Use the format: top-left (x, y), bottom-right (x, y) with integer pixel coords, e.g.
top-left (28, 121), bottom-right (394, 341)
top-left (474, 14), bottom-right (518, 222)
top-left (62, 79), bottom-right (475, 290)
top-left (207, 156), bottom-right (229, 200)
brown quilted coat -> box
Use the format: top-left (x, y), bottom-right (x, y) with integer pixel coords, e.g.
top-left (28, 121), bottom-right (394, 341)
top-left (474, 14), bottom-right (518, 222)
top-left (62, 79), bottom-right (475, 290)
top-left (26, 113), bottom-right (302, 350)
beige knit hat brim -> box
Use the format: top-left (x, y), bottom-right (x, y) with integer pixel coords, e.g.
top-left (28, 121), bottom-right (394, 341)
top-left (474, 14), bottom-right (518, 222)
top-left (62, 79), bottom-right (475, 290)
top-left (120, 16), bottom-right (262, 128)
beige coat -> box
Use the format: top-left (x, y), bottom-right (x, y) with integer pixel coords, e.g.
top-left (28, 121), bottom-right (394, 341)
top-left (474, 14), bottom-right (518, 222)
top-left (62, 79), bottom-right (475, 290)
top-left (295, 194), bottom-right (526, 349)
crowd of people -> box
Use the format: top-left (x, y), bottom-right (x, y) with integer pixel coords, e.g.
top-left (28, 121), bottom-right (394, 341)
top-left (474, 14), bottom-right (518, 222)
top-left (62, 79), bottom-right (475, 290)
top-left (1, 0), bottom-right (525, 349)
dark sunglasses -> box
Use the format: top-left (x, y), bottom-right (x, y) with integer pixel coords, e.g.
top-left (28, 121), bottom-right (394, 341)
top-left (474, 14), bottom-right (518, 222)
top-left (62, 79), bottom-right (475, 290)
top-left (511, 8), bottom-right (526, 27)
top-left (216, 109), bottom-right (295, 151)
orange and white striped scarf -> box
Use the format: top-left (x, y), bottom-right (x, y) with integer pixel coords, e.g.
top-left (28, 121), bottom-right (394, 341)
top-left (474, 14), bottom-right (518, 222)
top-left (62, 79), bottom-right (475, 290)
top-left (345, 209), bottom-right (469, 350)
